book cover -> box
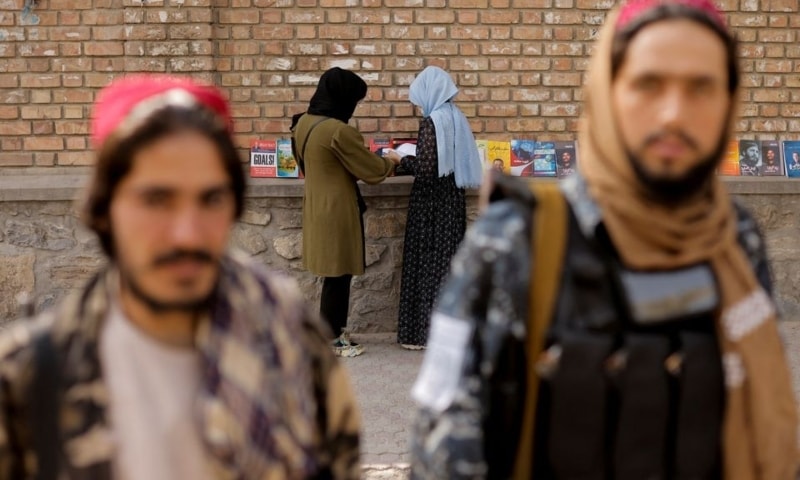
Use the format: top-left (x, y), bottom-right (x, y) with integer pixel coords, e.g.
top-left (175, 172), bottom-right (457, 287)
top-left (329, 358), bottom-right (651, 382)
top-left (760, 140), bottom-right (783, 176)
top-left (369, 137), bottom-right (391, 157)
top-left (250, 139), bottom-right (277, 178)
top-left (276, 138), bottom-right (300, 178)
top-left (510, 139), bottom-right (536, 177)
top-left (738, 139), bottom-right (761, 176)
top-left (478, 140), bottom-right (511, 174)
top-left (717, 140), bottom-right (740, 176)
top-left (476, 139), bottom-right (489, 170)
top-left (532, 141), bottom-right (557, 177)
top-left (554, 140), bottom-right (578, 178)
top-left (390, 137), bottom-right (417, 154)
top-left (783, 141), bottom-right (800, 178)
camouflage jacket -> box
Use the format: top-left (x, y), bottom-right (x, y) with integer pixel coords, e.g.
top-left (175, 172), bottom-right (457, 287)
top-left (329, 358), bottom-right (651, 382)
top-left (409, 173), bottom-right (773, 479)
top-left (0, 251), bottom-right (361, 480)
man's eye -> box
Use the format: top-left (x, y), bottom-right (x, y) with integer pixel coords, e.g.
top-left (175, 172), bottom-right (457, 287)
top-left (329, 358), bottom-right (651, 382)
top-left (142, 191), bottom-right (170, 207)
top-left (203, 190), bottom-right (231, 208)
top-left (634, 77), bottom-right (660, 91)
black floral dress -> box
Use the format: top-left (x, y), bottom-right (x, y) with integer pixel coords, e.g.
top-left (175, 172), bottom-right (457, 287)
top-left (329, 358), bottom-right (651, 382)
top-left (397, 117), bottom-right (467, 347)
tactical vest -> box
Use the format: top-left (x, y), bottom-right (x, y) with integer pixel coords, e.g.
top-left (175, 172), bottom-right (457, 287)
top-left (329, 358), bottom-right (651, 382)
top-left (495, 176), bottom-right (771, 480)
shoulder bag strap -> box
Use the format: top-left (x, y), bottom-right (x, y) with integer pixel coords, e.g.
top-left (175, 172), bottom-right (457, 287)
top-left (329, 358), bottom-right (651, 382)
top-left (512, 180), bottom-right (569, 479)
top-left (295, 116), bottom-right (332, 175)
top-left (29, 332), bottom-right (62, 480)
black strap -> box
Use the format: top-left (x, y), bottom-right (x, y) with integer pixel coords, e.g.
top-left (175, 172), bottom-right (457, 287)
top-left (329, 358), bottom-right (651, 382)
top-left (295, 115), bottom-right (331, 175)
top-left (29, 332), bottom-right (61, 480)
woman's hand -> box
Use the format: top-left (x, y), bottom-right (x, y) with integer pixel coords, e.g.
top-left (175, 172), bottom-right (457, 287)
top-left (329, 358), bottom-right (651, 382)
top-left (383, 149), bottom-right (402, 165)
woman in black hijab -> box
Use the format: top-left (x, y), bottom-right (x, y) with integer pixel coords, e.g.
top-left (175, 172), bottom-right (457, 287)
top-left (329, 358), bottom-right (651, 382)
top-left (291, 68), bottom-right (399, 357)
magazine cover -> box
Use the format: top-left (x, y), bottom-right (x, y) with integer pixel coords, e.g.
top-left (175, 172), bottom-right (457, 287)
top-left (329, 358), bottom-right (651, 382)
top-left (738, 139), bottom-right (761, 176)
top-left (554, 140), bottom-right (578, 178)
top-left (760, 140), bottom-right (783, 176)
top-left (510, 139), bottom-right (536, 176)
top-left (276, 138), bottom-right (300, 178)
top-left (717, 139), bottom-right (740, 176)
top-left (783, 140), bottom-right (800, 178)
top-left (532, 141), bottom-right (557, 177)
top-left (250, 139), bottom-right (277, 178)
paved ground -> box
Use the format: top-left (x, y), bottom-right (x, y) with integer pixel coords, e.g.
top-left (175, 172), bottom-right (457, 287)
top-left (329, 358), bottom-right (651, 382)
top-left (340, 333), bottom-right (422, 479)
top-left (345, 325), bottom-right (800, 479)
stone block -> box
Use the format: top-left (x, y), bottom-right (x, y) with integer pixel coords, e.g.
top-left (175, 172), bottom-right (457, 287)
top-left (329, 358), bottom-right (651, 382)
top-left (0, 254), bottom-right (35, 323)
top-left (5, 219), bottom-right (76, 251)
top-left (365, 212), bottom-right (406, 239)
top-left (273, 232), bottom-right (302, 260)
top-left (230, 225), bottom-right (268, 255)
top-left (365, 243), bottom-right (387, 267)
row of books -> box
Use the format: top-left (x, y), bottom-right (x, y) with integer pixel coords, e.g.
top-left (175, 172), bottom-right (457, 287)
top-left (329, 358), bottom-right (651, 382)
top-left (720, 140), bottom-right (800, 177)
top-left (249, 136), bottom-right (800, 179)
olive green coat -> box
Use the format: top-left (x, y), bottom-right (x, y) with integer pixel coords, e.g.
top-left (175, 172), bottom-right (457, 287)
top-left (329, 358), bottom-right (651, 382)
top-left (293, 114), bottom-right (394, 277)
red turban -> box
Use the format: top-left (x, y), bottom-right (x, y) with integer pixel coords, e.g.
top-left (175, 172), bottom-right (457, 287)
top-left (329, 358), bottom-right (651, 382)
top-left (616, 0), bottom-right (727, 31)
top-left (91, 74), bottom-right (232, 149)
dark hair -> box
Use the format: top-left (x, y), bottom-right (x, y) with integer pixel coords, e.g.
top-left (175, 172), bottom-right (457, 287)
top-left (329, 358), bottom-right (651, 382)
top-left (611, 5), bottom-right (739, 94)
top-left (83, 103), bottom-right (245, 257)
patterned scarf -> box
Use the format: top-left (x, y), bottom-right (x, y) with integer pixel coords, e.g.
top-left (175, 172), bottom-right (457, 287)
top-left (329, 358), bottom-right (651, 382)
top-left (579, 6), bottom-right (798, 478)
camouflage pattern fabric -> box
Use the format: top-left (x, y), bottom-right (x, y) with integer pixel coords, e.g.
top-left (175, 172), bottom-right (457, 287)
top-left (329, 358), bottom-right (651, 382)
top-left (0, 250), bottom-right (361, 479)
top-left (409, 174), bottom-right (772, 480)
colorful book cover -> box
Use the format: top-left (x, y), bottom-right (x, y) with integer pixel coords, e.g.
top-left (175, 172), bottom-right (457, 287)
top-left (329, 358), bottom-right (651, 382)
top-left (532, 141), bottom-right (557, 177)
top-left (250, 139), bottom-right (277, 178)
top-left (717, 140), bottom-right (740, 176)
top-left (276, 138), bottom-right (300, 178)
top-left (480, 140), bottom-right (511, 174)
top-left (760, 140), bottom-right (783, 176)
top-left (554, 140), bottom-right (578, 178)
top-left (510, 139), bottom-right (536, 177)
top-left (369, 137), bottom-right (391, 157)
top-left (738, 139), bottom-right (761, 176)
top-left (783, 141), bottom-right (800, 178)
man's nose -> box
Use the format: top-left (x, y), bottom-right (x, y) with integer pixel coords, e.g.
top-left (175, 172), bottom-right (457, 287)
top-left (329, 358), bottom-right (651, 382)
top-left (168, 208), bottom-right (205, 247)
top-left (659, 88), bottom-right (690, 128)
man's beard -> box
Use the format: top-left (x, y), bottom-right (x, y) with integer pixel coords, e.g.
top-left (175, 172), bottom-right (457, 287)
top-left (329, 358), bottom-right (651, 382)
top-left (119, 249), bottom-right (217, 314)
top-left (627, 131), bottom-right (728, 205)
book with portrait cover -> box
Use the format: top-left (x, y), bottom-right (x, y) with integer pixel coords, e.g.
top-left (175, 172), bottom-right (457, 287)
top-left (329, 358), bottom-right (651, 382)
top-left (510, 139), bottom-right (536, 177)
top-left (554, 140), bottom-right (578, 178)
top-left (476, 139), bottom-right (511, 174)
top-left (717, 139), bottom-right (740, 176)
top-left (532, 141), bottom-right (557, 177)
top-left (276, 138), bottom-right (301, 178)
top-left (760, 140), bottom-right (783, 176)
top-left (250, 139), bottom-right (277, 178)
top-left (738, 139), bottom-right (761, 176)
top-left (783, 141), bottom-right (800, 178)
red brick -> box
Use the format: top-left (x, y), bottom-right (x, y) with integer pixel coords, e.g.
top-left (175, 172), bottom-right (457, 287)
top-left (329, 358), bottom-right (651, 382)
top-left (284, 11), bottom-right (325, 23)
top-left (0, 106), bottom-right (19, 119)
top-left (24, 136), bottom-right (64, 150)
top-left (57, 152), bottom-right (93, 166)
top-left (0, 121), bottom-right (31, 135)
top-left (0, 153), bottom-right (33, 166)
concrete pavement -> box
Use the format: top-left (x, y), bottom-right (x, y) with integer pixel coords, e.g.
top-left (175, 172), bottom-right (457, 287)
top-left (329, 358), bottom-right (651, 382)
top-left (340, 333), bottom-right (422, 479)
top-left (345, 324), bottom-right (800, 479)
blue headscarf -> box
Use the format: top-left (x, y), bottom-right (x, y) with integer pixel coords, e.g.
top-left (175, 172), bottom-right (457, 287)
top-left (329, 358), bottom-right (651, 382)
top-left (409, 66), bottom-right (482, 188)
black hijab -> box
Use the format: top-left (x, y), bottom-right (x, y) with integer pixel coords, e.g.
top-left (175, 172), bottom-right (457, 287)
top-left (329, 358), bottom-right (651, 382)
top-left (291, 67), bottom-right (368, 129)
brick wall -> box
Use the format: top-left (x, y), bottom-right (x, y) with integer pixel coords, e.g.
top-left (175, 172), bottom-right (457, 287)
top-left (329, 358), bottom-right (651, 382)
top-left (0, 0), bottom-right (798, 168)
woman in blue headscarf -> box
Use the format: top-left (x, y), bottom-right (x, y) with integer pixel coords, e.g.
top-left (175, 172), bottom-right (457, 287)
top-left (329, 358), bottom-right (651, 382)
top-left (384, 65), bottom-right (483, 349)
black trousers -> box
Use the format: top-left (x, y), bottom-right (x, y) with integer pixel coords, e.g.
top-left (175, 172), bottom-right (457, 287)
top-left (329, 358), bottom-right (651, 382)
top-left (320, 274), bottom-right (352, 338)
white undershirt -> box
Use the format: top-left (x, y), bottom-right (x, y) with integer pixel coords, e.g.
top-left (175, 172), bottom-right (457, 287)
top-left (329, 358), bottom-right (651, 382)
top-left (99, 301), bottom-right (213, 480)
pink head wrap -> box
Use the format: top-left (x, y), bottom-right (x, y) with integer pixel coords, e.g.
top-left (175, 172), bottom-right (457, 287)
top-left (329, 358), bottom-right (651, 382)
top-left (90, 75), bottom-right (231, 149)
top-left (616, 0), bottom-right (727, 31)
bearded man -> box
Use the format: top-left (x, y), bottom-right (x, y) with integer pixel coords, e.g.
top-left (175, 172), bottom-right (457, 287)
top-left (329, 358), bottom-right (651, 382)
top-left (409, 1), bottom-right (799, 478)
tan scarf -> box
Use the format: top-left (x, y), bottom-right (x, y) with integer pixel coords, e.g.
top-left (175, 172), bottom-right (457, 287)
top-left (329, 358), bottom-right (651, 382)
top-left (579, 8), bottom-right (798, 478)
